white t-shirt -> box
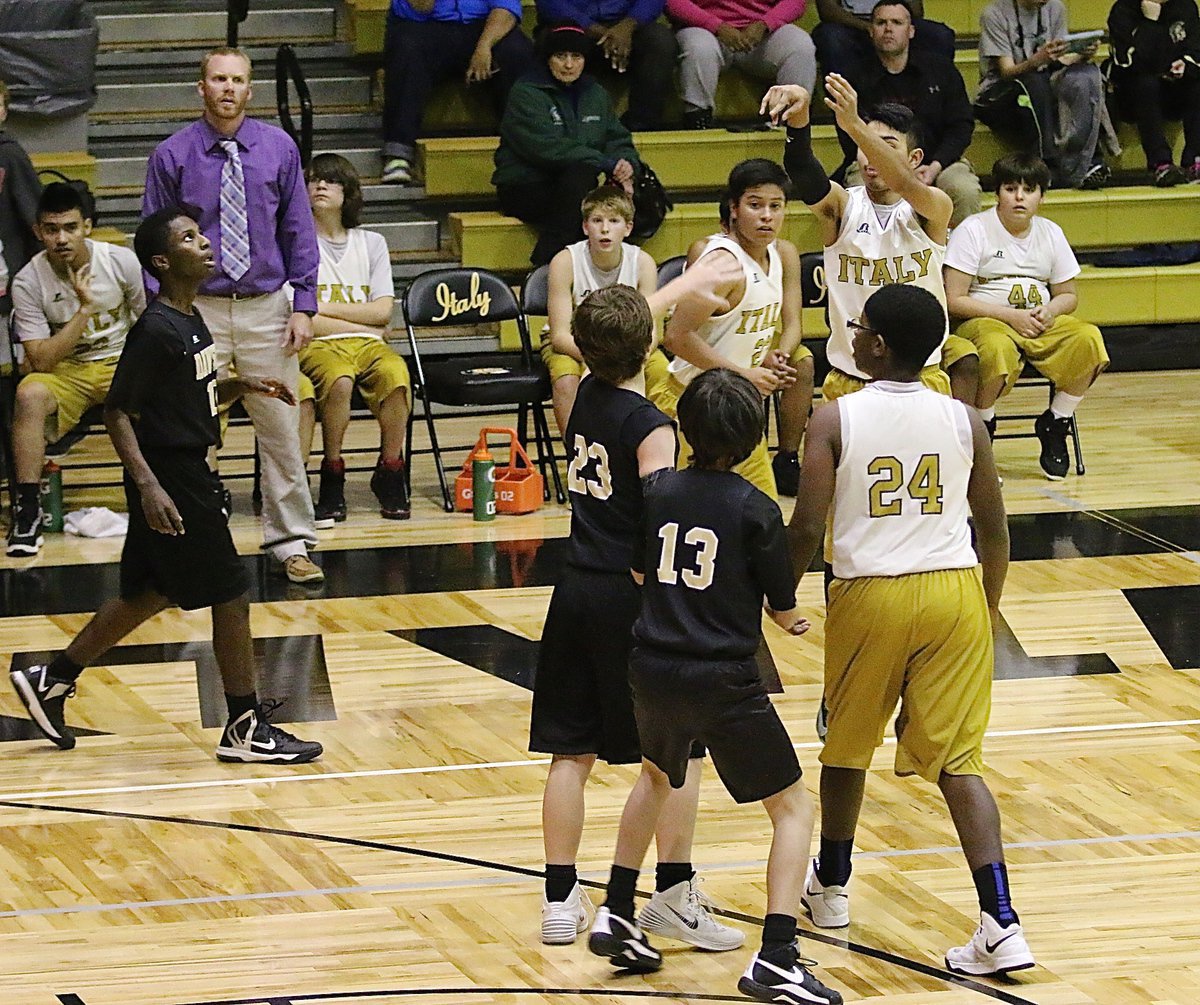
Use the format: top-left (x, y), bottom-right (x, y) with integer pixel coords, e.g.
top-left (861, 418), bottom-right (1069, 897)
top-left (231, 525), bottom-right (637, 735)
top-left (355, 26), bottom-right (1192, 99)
top-left (313, 228), bottom-right (394, 340)
top-left (668, 234), bottom-right (783, 386)
top-left (11, 240), bottom-right (145, 362)
top-left (831, 381), bottom-right (977, 579)
top-left (824, 187), bottom-right (947, 379)
top-left (944, 207), bottom-right (1079, 311)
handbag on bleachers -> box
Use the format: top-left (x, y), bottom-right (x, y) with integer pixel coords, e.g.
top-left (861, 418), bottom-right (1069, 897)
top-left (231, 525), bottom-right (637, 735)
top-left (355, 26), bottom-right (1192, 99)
top-left (629, 161), bottom-right (673, 243)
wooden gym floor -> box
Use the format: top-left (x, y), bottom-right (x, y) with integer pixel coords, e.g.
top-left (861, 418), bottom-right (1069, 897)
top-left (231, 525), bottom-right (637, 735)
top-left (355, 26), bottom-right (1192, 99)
top-left (0, 369), bottom-right (1198, 1005)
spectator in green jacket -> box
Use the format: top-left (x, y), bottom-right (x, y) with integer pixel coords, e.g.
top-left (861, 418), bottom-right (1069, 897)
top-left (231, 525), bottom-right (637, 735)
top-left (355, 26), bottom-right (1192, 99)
top-left (493, 23), bottom-right (644, 265)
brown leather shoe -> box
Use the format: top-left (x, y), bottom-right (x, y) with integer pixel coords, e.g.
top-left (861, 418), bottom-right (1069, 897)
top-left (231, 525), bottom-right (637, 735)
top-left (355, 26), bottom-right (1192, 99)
top-left (282, 554), bottom-right (324, 584)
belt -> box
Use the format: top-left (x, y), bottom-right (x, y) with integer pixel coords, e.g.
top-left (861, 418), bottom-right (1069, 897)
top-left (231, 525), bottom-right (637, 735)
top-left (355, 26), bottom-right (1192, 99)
top-left (228, 291), bottom-right (269, 302)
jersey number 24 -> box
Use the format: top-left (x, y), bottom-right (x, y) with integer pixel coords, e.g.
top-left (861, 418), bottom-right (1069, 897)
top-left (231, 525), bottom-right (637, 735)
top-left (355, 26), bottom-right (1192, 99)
top-left (867, 454), bottom-right (944, 517)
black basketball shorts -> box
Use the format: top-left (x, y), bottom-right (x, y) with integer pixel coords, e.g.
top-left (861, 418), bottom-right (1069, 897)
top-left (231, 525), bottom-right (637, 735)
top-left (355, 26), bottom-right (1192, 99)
top-left (120, 450), bottom-right (249, 611)
top-left (629, 647), bottom-right (802, 804)
top-left (530, 566), bottom-right (643, 764)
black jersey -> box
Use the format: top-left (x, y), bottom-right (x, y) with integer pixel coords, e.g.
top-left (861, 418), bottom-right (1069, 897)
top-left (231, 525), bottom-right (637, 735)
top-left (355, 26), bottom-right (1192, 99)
top-left (565, 375), bottom-right (674, 573)
top-left (632, 468), bottom-right (797, 659)
top-left (106, 300), bottom-right (219, 452)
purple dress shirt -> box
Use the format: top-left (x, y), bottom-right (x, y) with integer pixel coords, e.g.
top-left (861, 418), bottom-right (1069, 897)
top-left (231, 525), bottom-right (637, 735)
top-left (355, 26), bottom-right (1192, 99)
top-left (142, 116), bottom-right (319, 314)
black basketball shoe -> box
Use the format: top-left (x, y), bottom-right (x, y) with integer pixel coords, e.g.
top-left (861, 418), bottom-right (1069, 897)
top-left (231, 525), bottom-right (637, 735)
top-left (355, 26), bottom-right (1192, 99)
top-left (9, 664), bottom-right (77, 749)
top-left (738, 942), bottom-right (843, 1005)
top-left (588, 907), bottom-right (662, 973)
top-left (216, 701), bottom-right (323, 763)
top-left (1034, 409), bottom-right (1070, 480)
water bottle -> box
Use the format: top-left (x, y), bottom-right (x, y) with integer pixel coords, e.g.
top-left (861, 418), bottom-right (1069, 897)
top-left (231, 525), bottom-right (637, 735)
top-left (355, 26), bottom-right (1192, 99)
top-left (472, 444), bottom-right (496, 522)
top-left (40, 460), bottom-right (64, 533)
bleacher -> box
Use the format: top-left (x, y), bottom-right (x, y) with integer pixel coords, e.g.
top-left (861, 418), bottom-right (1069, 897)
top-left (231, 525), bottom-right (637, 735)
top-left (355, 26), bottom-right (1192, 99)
top-left (15, 0), bottom-right (1200, 377)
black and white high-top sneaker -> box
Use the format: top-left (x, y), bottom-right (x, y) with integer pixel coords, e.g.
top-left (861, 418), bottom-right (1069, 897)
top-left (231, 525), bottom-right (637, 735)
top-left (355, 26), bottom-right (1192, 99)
top-left (588, 906), bottom-right (663, 973)
top-left (9, 664), bottom-right (77, 749)
top-left (215, 701), bottom-right (323, 764)
top-left (738, 942), bottom-right (843, 1005)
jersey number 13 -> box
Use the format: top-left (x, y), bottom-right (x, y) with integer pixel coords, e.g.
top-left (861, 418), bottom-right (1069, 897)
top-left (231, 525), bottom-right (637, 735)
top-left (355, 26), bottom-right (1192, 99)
top-left (655, 522), bottom-right (719, 590)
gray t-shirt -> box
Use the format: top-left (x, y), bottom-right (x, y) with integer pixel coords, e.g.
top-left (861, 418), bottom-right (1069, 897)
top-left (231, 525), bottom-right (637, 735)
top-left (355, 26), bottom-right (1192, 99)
top-left (978, 0), bottom-right (1068, 95)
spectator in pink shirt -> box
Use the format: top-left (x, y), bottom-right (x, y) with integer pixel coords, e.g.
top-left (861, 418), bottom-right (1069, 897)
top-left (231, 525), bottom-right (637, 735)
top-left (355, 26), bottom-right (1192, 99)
top-left (667, 0), bottom-right (817, 127)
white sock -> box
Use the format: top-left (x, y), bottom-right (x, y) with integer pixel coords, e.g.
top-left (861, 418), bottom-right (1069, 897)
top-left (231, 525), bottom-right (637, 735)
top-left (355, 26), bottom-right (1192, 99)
top-left (1050, 391), bottom-right (1083, 419)
top-left (979, 406), bottom-right (996, 422)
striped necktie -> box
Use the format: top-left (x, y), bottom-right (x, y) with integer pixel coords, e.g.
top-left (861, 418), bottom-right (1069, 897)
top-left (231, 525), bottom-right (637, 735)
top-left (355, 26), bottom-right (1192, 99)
top-left (218, 138), bottom-right (251, 281)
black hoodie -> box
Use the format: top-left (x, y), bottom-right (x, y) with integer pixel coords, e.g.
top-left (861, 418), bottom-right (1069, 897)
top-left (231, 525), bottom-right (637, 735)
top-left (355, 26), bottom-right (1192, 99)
top-left (0, 130), bottom-right (43, 287)
top-left (1109, 0), bottom-right (1200, 78)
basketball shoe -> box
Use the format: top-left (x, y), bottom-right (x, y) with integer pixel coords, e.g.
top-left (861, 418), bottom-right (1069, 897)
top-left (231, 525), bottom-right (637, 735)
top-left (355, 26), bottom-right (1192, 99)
top-left (541, 882), bottom-right (593, 945)
top-left (801, 860), bottom-right (850, 928)
top-left (9, 664), bottom-right (76, 749)
top-left (588, 907), bottom-right (662, 972)
top-left (945, 911), bottom-right (1035, 976)
top-left (738, 942), bottom-right (843, 1004)
top-left (216, 701), bottom-right (323, 763)
top-left (1034, 410), bottom-right (1070, 480)
top-left (638, 876), bottom-right (745, 950)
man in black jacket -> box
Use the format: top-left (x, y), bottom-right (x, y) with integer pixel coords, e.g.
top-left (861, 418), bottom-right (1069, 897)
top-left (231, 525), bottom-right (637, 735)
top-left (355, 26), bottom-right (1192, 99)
top-left (1107, 0), bottom-right (1200, 185)
top-left (838, 0), bottom-right (981, 226)
top-left (0, 79), bottom-right (43, 298)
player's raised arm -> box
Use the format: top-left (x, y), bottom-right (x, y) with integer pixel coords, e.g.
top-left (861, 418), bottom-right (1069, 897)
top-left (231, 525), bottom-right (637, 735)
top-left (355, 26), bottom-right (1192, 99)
top-left (786, 401), bottom-right (841, 583)
top-left (823, 73), bottom-right (952, 238)
top-left (964, 408), bottom-right (1009, 631)
top-left (761, 84), bottom-right (846, 243)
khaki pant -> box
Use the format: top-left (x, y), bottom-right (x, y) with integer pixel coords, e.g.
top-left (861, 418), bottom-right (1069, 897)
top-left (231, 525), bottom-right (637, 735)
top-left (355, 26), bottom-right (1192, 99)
top-left (845, 158), bottom-right (982, 228)
top-left (196, 290), bottom-right (317, 562)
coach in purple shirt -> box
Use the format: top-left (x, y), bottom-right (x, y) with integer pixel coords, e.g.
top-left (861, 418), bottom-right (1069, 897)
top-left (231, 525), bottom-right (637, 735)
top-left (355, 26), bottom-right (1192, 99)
top-left (380, 0), bottom-right (536, 185)
top-left (535, 0), bottom-right (674, 129)
top-left (143, 46), bottom-right (324, 585)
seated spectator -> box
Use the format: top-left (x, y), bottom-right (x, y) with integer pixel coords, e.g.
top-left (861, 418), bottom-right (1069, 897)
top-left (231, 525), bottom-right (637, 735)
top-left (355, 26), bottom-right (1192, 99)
top-left (975, 0), bottom-right (1115, 189)
top-left (8, 183), bottom-right (146, 556)
top-left (814, 0), bottom-right (954, 79)
top-left (535, 0), bottom-right (677, 129)
top-left (380, 0), bottom-right (536, 185)
top-left (1106, 0), bottom-right (1200, 185)
top-left (298, 154), bottom-right (410, 523)
top-left (666, 0), bottom-right (818, 128)
top-left (0, 79), bottom-right (43, 293)
top-left (494, 24), bottom-right (645, 265)
top-left (840, 0), bottom-right (981, 226)
top-left (544, 185), bottom-right (662, 432)
top-left (941, 153), bottom-right (1108, 480)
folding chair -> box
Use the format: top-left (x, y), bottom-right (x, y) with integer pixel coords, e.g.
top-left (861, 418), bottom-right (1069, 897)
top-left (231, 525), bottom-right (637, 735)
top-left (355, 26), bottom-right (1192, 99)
top-left (994, 367), bottom-right (1086, 475)
top-left (522, 263), bottom-right (550, 317)
top-left (656, 255), bottom-right (686, 289)
top-left (403, 266), bottom-right (566, 513)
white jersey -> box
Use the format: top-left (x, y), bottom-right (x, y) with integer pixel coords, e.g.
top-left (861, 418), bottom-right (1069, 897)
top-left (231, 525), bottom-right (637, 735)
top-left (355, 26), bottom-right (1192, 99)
top-left (668, 234), bottom-right (782, 386)
top-left (943, 208), bottom-right (1080, 312)
top-left (568, 239), bottom-right (640, 305)
top-left (831, 381), bottom-right (977, 579)
top-left (11, 240), bottom-right (145, 363)
top-left (313, 228), bottom-right (395, 341)
top-left (825, 187), bottom-right (947, 379)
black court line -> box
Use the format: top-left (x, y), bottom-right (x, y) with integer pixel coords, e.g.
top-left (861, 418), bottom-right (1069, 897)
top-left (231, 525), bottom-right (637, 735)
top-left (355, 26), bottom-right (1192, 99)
top-left (10, 801), bottom-right (1036, 1005)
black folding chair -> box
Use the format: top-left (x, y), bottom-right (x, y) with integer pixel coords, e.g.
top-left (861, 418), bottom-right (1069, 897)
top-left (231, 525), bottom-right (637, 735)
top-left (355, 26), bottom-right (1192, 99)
top-left (521, 263), bottom-right (550, 317)
top-left (402, 267), bottom-right (566, 512)
top-left (656, 255), bottom-right (686, 289)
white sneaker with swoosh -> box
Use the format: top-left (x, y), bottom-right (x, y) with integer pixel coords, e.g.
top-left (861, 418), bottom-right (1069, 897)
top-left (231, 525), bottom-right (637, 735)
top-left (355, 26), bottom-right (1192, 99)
top-left (638, 877), bottom-right (745, 950)
top-left (801, 860), bottom-right (850, 928)
top-left (945, 911), bottom-right (1035, 976)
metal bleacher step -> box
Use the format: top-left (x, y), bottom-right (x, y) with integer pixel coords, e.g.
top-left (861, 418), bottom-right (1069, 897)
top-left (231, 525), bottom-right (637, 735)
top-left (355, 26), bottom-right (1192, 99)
top-left (94, 73), bottom-right (370, 118)
top-left (96, 1), bottom-right (338, 48)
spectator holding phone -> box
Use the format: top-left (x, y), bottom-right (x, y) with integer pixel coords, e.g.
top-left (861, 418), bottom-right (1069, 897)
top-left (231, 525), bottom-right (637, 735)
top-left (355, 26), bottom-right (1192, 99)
top-left (1106, 0), bottom-right (1200, 185)
top-left (975, 0), bottom-right (1116, 189)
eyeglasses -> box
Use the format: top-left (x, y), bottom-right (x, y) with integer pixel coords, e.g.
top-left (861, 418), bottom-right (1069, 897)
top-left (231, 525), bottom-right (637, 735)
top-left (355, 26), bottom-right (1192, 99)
top-left (848, 318), bottom-right (881, 337)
